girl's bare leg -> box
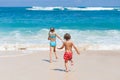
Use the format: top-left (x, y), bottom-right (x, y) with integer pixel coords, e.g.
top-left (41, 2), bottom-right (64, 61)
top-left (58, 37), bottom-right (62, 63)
top-left (54, 47), bottom-right (58, 59)
top-left (49, 47), bottom-right (53, 63)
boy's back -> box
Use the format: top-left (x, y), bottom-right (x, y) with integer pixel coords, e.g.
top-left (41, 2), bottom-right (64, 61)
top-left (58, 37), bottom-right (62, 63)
top-left (64, 40), bottom-right (73, 52)
top-left (58, 33), bottom-right (80, 55)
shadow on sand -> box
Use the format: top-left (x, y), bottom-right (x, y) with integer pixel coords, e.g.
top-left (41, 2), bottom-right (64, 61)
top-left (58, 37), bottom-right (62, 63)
top-left (42, 59), bottom-right (50, 63)
top-left (42, 59), bottom-right (57, 63)
top-left (52, 68), bottom-right (65, 72)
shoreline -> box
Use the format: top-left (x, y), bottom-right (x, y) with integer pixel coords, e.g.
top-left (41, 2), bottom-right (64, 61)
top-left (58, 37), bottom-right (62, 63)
top-left (0, 44), bottom-right (120, 51)
top-left (0, 50), bottom-right (120, 57)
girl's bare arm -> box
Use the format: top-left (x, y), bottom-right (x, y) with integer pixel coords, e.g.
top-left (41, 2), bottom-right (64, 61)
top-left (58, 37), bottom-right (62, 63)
top-left (48, 32), bottom-right (50, 40)
top-left (56, 34), bottom-right (63, 42)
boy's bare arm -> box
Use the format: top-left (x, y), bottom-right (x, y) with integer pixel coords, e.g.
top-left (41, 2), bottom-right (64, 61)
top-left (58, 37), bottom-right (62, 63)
top-left (72, 43), bottom-right (80, 55)
top-left (57, 43), bottom-right (65, 49)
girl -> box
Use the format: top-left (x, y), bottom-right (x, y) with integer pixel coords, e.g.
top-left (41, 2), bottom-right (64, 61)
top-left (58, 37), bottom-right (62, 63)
top-left (48, 27), bottom-right (63, 63)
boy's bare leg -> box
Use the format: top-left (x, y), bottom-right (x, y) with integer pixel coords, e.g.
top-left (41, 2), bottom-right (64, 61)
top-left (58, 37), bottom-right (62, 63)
top-left (49, 47), bottom-right (53, 63)
top-left (70, 60), bottom-right (74, 66)
top-left (65, 60), bottom-right (68, 72)
top-left (54, 47), bottom-right (58, 59)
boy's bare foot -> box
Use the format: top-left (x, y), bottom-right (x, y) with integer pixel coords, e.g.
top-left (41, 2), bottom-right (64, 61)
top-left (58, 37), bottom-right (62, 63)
top-left (56, 57), bottom-right (58, 59)
top-left (71, 62), bottom-right (74, 66)
top-left (71, 60), bottom-right (74, 66)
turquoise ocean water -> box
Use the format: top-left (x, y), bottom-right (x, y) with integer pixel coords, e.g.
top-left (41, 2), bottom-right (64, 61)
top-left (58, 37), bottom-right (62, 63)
top-left (0, 7), bottom-right (120, 50)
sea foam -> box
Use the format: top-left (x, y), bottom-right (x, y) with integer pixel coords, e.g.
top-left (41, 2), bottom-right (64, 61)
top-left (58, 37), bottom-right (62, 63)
top-left (0, 29), bottom-right (120, 50)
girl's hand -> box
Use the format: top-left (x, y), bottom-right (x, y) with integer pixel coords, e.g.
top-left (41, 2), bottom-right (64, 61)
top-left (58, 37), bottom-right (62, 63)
top-left (48, 37), bottom-right (51, 40)
top-left (61, 40), bottom-right (64, 43)
top-left (57, 47), bottom-right (61, 49)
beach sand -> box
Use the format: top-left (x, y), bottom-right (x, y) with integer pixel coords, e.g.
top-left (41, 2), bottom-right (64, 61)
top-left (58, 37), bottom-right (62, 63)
top-left (0, 50), bottom-right (120, 80)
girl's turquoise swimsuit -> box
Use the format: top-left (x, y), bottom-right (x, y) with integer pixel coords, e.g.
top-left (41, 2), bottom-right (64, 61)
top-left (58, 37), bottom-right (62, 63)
top-left (49, 34), bottom-right (56, 47)
top-left (50, 41), bottom-right (56, 47)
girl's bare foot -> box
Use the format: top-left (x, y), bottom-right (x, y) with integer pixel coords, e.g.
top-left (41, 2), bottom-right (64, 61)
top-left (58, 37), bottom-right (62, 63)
top-left (65, 70), bottom-right (69, 72)
top-left (50, 60), bottom-right (52, 63)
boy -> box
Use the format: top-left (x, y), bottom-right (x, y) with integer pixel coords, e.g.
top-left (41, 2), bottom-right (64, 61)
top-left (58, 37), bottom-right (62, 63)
top-left (58, 33), bottom-right (80, 72)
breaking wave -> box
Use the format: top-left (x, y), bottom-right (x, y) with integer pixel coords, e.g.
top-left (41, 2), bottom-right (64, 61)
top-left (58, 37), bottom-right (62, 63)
top-left (26, 6), bottom-right (120, 11)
